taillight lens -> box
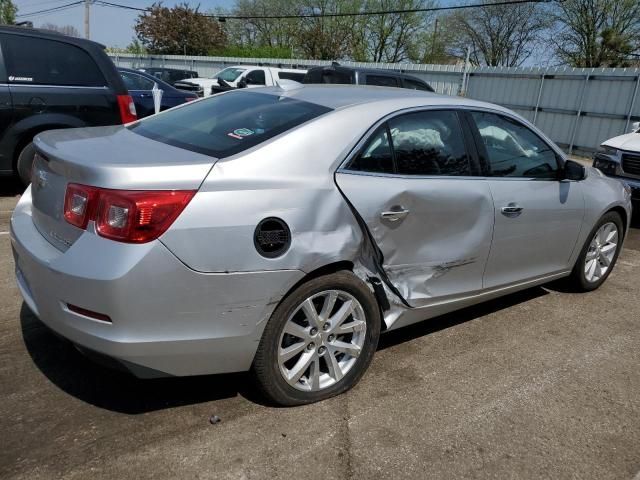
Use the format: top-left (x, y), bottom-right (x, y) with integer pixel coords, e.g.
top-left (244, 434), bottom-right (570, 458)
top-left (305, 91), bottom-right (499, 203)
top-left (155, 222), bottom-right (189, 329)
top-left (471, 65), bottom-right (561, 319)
top-left (63, 184), bottom-right (98, 229)
top-left (117, 94), bottom-right (137, 124)
top-left (63, 183), bottom-right (195, 243)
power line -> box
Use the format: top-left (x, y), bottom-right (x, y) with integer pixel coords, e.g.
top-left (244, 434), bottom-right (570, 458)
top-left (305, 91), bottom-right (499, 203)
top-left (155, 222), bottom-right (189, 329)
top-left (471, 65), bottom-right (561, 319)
top-left (95, 0), bottom-right (553, 20)
top-left (16, 0), bottom-right (83, 18)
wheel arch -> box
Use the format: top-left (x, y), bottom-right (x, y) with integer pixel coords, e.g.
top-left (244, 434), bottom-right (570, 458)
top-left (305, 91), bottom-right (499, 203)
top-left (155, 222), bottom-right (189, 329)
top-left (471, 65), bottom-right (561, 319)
top-left (606, 205), bottom-right (628, 237)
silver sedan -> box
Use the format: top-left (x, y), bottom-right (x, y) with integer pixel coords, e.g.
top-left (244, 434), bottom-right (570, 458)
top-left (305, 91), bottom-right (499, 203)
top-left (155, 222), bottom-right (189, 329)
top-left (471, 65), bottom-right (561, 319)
top-left (11, 85), bottom-right (632, 405)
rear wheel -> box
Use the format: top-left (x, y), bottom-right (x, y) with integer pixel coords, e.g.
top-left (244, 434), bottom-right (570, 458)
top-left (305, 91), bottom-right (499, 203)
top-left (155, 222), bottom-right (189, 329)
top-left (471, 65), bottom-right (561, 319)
top-left (569, 212), bottom-right (623, 291)
top-left (253, 271), bottom-right (381, 406)
top-left (17, 142), bottom-right (36, 186)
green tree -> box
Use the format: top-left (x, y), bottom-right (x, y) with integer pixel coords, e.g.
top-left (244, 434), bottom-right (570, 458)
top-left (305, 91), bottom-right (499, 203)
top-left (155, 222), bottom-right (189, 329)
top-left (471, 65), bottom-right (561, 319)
top-left (134, 2), bottom-right (226, 55)
top-left (0, 0), bottom-right (17, 25)
top-left (552, 0), bottom-right (640, 67)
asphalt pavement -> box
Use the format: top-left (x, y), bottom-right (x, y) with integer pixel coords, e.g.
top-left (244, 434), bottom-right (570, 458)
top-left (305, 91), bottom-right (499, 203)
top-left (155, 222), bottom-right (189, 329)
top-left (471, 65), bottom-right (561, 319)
top-left (1, 176), bottom-right (639, 480)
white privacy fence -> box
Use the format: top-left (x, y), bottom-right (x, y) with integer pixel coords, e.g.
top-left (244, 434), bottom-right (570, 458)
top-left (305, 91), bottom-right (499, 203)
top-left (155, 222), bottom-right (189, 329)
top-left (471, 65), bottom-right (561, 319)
top-left (110, 53), bottom-right (640, 155)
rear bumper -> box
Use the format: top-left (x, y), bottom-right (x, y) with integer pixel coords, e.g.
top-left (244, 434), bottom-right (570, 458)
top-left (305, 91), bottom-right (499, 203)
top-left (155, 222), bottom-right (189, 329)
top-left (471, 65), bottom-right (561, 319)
top-left (11, 187), bottom-right (304, 377)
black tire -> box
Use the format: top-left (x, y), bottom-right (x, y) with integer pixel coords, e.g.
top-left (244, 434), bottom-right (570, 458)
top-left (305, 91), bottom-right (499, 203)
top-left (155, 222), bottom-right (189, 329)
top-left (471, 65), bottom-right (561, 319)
top-left (568, 211), bottom-right (624, 292)
top-left (17, 142), bottom-right (36, 186)
top-left (253, 271), bottom-right (381, 406)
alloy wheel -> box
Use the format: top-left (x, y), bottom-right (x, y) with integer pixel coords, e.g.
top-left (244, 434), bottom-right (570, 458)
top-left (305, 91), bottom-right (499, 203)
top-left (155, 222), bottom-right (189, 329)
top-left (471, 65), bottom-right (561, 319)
top-left (277, 289), bottom-right (367, 392)
top-left (584, 221), bottom-right (619, 283)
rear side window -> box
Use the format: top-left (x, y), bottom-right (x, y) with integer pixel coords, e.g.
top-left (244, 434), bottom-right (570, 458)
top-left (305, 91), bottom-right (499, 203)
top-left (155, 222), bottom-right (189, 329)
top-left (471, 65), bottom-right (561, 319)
top-left (366, 75), bottom-right (399, 88)
top-left (1, 34), bottom-right (106, 87)
top-left (349, 127), bottom-right (394, 174)
top-left (277, 71), bottom-right (305, 82)
top-left (130, 90), bottom-right (332, 158)
top-left (403, 78), bottom-right (433, 92)
top-left (304, 68), bottom-right (353, 84)
top-left (121, 72), bottom-right (155, 90)
top-left (389, 111), bottom-right (470, 176)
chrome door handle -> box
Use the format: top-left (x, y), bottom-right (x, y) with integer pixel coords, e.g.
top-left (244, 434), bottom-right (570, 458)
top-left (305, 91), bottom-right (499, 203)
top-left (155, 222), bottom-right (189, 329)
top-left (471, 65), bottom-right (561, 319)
top-left (501, 203), bottom-right (523, 217)
top-left (380, 207), bottom-right (410, 222)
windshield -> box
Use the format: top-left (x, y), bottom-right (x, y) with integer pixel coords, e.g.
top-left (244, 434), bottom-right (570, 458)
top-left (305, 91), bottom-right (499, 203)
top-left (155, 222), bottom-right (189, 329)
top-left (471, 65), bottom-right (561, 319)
top-left (129, 90), bottom-right (332, 158)
top-left (215, 67), bottom-right (246, 82)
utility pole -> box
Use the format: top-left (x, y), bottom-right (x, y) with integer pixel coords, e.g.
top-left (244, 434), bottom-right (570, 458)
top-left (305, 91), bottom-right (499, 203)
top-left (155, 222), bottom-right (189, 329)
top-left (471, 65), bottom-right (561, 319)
top-left (430, 18), bottom-right (439, 61)
top-left (84, 0), bottom-right (90, 39)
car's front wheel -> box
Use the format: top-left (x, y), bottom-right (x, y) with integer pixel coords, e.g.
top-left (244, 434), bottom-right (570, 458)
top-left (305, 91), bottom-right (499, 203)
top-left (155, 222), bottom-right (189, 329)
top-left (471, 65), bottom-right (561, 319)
top-left (253, 271), bottom-right (381, 406)
top-left (569, 211), bottom-right (624, 291)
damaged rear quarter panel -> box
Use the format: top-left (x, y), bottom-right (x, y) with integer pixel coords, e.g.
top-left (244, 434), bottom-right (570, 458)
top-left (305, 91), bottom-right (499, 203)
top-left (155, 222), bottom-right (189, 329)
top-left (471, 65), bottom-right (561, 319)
top-left (159, 107), bottom-right (381, 275)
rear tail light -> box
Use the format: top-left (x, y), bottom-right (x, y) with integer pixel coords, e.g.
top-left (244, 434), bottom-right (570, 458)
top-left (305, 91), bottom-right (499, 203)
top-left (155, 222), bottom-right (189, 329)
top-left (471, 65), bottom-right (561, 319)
top-left (117, 94), bottom-right (137, 124)
top-left (185, 97), bottom-right (196, 102)
top-left (63, 184), bottom-right (98, 229)
top-left (64, 183), bottom-right (195, 243)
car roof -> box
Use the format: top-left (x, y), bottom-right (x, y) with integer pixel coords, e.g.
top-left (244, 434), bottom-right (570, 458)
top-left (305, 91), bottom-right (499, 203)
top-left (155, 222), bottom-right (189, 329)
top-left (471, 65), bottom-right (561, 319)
top-left (256, 84), bottom-right (509, 114)
top-left (0, 25), bottom-right (106, 50)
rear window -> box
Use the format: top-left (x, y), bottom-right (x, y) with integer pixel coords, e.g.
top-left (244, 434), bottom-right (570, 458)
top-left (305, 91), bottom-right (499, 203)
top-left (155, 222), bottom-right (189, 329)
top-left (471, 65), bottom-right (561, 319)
top-left (1, 34), bottom-right (106, 87)
top-left (129, 91), bottom-right (332, 158)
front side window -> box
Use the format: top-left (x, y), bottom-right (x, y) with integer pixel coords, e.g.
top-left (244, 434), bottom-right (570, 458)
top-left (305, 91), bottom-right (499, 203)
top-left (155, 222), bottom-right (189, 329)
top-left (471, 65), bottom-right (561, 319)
top-left (130, 90), bottom-right (331, 158)
top-left (2, 34), bottom-right (106, 87)
top-left (245, 70), bottom-right (266, 85)
top-left (389, 111), bottom-right (470, 176)
top-left (471, 111), bottom-right (559, 178)
top-left (215, 67), bottom-right (246, 82)
top-left (366, 75), bottom-right (399, 87)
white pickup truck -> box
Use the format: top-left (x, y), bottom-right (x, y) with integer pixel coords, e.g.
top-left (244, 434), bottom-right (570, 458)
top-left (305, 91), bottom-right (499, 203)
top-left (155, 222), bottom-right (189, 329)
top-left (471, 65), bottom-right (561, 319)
top-left (174, 65), bottom-right (307, 97)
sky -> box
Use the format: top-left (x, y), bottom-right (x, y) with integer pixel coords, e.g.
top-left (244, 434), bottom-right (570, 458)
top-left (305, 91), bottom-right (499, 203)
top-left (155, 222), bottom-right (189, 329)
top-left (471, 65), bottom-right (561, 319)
top-left (15, 0), bottom-right (236, 48)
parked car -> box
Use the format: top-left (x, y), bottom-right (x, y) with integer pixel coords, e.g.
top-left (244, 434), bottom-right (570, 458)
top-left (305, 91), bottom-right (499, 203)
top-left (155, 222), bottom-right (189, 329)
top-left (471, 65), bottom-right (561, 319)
top-left (137, 67), bottom-right (198, 87)
top-left (593, 125), bottom-right (640, 205)
top-left (119, 68), bottom-right (198, 118)
top-left (0, 26), bottom-right (136, 185)
top-left (12, 85), bottom-right (631, 406)
top-left (174, 65), bottom-right (307, 97)
top-left (303, 63), bottom-right (435, 92)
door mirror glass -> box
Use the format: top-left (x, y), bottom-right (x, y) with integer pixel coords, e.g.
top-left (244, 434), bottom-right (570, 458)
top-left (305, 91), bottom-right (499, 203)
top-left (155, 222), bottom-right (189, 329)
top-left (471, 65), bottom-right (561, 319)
top-left (562, 159), bottom-right (586, 181)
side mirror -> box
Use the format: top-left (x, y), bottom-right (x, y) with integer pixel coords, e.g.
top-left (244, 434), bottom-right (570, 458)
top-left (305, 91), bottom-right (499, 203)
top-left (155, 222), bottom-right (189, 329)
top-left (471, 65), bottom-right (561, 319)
top-left (632, 121), bottom-right (640, 133)
top-left (562, 159), bottom-right (586, 181)
top-left (238, 78), bottom-right (248, 88)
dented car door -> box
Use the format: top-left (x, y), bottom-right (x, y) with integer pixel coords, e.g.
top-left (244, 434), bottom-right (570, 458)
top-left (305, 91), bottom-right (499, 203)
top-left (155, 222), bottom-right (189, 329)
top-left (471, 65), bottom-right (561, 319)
top-left (335, 109), bottom-right (494, 307)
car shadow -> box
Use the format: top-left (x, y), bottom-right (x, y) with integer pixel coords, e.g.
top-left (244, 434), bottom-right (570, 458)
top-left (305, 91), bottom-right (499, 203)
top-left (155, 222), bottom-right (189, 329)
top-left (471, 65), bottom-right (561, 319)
top-left (377, 287), bottom-right (548, 351)
top-left (21, 287), bottom-right (550, 413)
top-left (20, 303), bottom-right (262, 414)
top-left (0, 177), bottom-right (24, 197)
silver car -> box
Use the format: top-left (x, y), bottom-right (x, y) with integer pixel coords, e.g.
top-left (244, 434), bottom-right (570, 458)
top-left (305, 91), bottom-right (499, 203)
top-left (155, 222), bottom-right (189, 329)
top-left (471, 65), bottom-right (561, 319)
top-left (11, 85), bottom-right (632, 405)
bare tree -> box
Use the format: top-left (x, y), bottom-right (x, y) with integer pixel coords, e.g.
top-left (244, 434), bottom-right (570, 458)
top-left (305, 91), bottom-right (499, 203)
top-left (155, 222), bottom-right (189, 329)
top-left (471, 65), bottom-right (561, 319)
top-left (552, 0), bottom-right (640, 67)
top-left (446, 0), bottom-right (551, 67)
top-left (39, 23), bottom-right (80, 37)
top-left (359, 0), bottom-right (435, 63)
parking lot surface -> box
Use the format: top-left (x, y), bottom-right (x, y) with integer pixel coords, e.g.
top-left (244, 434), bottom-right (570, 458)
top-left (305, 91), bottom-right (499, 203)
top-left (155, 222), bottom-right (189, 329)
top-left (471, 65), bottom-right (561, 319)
top-left (1, 180), bottom-right (639, 480)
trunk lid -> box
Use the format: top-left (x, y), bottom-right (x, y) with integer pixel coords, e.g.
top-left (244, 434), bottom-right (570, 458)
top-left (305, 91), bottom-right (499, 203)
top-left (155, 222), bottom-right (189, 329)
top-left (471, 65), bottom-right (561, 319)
top-left (31, 125), bottom-right (217, 251)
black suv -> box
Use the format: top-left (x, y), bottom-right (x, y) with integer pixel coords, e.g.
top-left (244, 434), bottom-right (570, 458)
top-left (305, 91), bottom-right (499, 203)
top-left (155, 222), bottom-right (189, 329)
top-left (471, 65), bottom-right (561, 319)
top-left (0, 26), bottom-right (136, 184)
top-left (303, 63), bottom-right (434, 92)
